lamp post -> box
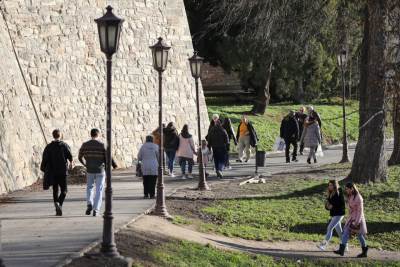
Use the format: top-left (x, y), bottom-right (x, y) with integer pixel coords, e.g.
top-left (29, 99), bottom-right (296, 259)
top-left (95, 5), bottom-right (124, 257)
top-left (150, 37), bottom-right (172, 218)
top-left (189, 51), bottom-right (210, 191)
top-left (338, 49), bottom-right (350, 163)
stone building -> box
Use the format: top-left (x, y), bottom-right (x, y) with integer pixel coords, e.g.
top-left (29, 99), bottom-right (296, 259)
top-left (0, 0), bottom-right (208, 194)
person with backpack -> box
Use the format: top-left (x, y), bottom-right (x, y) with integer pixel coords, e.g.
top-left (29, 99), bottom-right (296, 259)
top-left (40, 129), bottom-right (73, 216)
top-left (78, 128), bottom-right (118, 216)
top-left (317, 180), bottom-right (346, 251)
top-left (280, 110), bottom-right (299, 163)
top-left (164, 122), bottom-right (180, 177)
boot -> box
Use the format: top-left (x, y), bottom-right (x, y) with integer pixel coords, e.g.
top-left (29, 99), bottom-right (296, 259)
top-left (307, 158), bottom-right (311, 164)
top-left (357, 246), bottom-right (368, 258)
top-left (317, 240), bottom-right (328, 251)
top-left (333, 244), bottom-right (346, 256)
top-left (85, 204), bottom-right (93, 215)
top-left (54, 202), bottom-right (62, 216)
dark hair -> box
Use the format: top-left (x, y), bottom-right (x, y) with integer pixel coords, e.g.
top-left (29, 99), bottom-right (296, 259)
top-left (345, 182), bottom-right (359, 198)
top-left (91, 128), bottom-right (100, 138)
top-left (52, 129), bottom-right (61, 139)
top-left (167, 122), bottom-right (174, 128)
top-left (327, 180), bottom-right (339, 197)
top-left (222, 118), bottom-right (232, 128)
top-left (146, 135), bottom-right (154, 143)
top-left (181, 124), bottom-right (189, 135)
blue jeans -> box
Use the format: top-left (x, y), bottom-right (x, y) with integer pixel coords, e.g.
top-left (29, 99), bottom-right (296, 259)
top-left (86, 172), bottom-right (105, 212)
top-left (213, 146), bottom-right (227, 172)
top-left (325, 216), bottom-right (344, 241)
top-left (179, 157), bottom-right (193, 174)
top-left (165, 150), bottom-right (176, 173)
top-left (341, 225), bottom-right (367, 247)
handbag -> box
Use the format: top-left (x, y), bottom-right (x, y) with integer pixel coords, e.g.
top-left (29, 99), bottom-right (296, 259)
top-left (136, 162), bottom-right (143, 177)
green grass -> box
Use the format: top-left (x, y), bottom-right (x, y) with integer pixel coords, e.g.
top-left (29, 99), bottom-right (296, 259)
top-left (150, 240), bottom-right (400, 267)
top-left (200, 166), bottom-right (400, 251)
top-left (207, 100), bottom-right (360, 151)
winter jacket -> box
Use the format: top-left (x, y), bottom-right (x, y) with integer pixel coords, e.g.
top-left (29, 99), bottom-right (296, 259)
top-left (326, 188), bottom-right (346, 217)
top-left (280, 116), bottom-right (299, 140)
top-left (236, 121), bottom-right (259, 147)
top-left (164, 126), bottom-right (179, 152)
top-left (176, 134), bottom-right (196, 159)
top-left (207, 125), bottom-right (229, 148)
top-left (345, 193), bottom-right (367, 235)
top-left (295, 112), bottom-right (307, 137)
top-left (138, 142), bottom-right (159, 176)
top-left (40, 140), bottom-right (73, 189)
top-left (300, 121), bottom-right (321, 147)
top-left (78, 139), bottom-right (117, 173)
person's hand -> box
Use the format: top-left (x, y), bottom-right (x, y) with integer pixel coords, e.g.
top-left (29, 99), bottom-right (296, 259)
top-left (327, 204), bottom-right (333, 210)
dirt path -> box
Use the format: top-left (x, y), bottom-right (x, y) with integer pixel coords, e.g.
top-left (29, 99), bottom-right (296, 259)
top-left (130, 215), bottom-right (400, 262)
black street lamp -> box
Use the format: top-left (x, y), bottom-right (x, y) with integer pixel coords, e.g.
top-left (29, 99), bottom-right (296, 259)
top-left (338, 49), bottom-right (350, 163)
top-left (95, 5), bottom-right (124, 257)
top-left (150, 37), bottom-right (172, 218)
top-left (189, 51), bottom-right (209, 191)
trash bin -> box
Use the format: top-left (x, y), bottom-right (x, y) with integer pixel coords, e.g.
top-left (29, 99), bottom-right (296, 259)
top-left (256, 151), bottom-right (266, 167)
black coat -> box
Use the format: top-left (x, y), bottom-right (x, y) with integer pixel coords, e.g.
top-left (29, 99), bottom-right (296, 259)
top-left (207, 125), bottom-right (229, 148)
top-left (236, 121), bottom-right (259, 148)
top-left (295, 112), bottom-right (307, 136)
top-left (223, 123), bottom-right (238, 145)
top-left (280, 116), bottom-right (299, 140)
top-left (40, 140), bottom-right (73, 190)
top-left (164, 126), bottom-right (179, 151)
top-left (326, 188), bottom-right (346, 217)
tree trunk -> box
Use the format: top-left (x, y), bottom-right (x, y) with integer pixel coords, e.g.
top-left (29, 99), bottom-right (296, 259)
top-left (348, 1), bottom-right (388, 183)
top-left (251, 61), bottom-right (273, 115)
top-left (389, 91), bottom-right (400, 165)
top-left (294, 76), bottom-right (305, 104)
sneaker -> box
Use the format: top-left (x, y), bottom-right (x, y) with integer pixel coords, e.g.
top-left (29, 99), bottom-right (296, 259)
top-left (286, 159), bottom-right (290, 163)
top-left (317, 240), bottom-right (328, 251)
top-left (300, 151), bottom-right (304, 155)
top-left (236, 159), bottom-right (243, 163)
top-left (345, 244), bottom-right (349, 252)
top-left (307, 158), bottom-right (311, 164)
top-left (227, 166), bottom-right (232, 170)
top-left (187, 174), bottom-right (194, 179)
top-left (314, 159), bottom-right (317, 163)
top-left (181, 174), bottom-right (187, 180)
top-left (216, 170), bottom-right (223, 178)
top-left (292, 158), bottom-right (298, 162)
top-left (244, 159), bottom-right (249, 163)
top-left (85, 204), bottom-right (93, 215)
top-left (55, 202), bottom-right (62, 216)
top-left (170, 172), bottom-right (175, 178)
top-left (93, 210), bottom-right (97, 217)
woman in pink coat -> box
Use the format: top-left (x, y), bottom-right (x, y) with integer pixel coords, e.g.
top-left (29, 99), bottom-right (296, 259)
top-left (334, 182), bottom-right (368, 258)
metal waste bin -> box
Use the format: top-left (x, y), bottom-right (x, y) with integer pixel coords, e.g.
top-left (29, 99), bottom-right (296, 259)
top-left (256, 151), bottom-right (266, 167)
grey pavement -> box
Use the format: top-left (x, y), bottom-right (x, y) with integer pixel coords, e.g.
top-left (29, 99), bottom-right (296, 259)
top-left (0, 142), bottom-right (393, 267)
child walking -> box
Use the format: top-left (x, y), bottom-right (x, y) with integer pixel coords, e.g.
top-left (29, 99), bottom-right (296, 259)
top-left (200, 140), bottom-right (212, 177)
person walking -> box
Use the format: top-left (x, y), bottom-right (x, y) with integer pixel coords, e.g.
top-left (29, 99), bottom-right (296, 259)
top-left (334, 182), bottom-right (368, 258)
top-left (40, 129), bottom-right (73, 216)
top-left (236, 115), bottom-right (258, 163)
top-left (164, 122), bottom-right (179, 177)
top-left (280, 110), bottom-right (299, 163)
top-left (78, 128), bottom-right (118, 216)
top-left (207, 121), bottom-right (229, 178)
top-left (138, 135), bottom-right (159, 199)
top-left (307, 106), bottom-right (322, 129)
top-left (300, 116), bottom-right (321, 164)
top-left (176, 124), bottom-right (196, 179)
top-left (317, 180), bottom-right (346, 251)
top-left (222, 118), bottom-right (237, 169)
top-left (295, 107), bottom-right (307, 155)
top-left (200, 139), bottom-right (212, 177)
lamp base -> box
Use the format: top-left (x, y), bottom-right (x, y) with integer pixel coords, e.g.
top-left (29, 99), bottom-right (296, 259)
top-left (100, 243), bottom-right (120, 258)
top-left (85, 252), bottom-right (132, 267)
top-left (152, 206), bottom-right (173, 220)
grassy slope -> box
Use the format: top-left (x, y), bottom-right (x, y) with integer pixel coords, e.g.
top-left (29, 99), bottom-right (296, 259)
top-left (200, 166), bottom-right (400, 251)
top-left (207, 100), bottom-right (360, 151)
top-left (144, 240), bottom-right (400, 267)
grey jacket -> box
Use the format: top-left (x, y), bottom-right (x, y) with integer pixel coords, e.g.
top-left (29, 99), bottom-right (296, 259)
top-left (138, 142), bottom-right (159, 176)
top-left (300, 122), bottom-right (321, 147)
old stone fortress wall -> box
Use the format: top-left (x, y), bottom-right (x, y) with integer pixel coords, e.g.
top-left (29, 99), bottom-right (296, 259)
top-left (0, 0), bottom-right (208, 194)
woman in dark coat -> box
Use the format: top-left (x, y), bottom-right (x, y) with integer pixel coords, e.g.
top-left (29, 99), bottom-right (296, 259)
top-left (222, 118), bottom-right (237, 169)
top-left (164, 122), bottom-right (179, 177)
top-left (318, 180), bottom-right (345, 251)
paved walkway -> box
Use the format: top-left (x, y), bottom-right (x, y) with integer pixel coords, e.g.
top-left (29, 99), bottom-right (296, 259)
top-left (0, 143), bottom-right (393, 267)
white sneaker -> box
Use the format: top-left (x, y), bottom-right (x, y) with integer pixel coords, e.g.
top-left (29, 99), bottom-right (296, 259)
top-left (317, 240), bottom-right (328, 251)
top-left (181, 174), bottom-right (187, 180)
top-left (227, 166), bottom-right (232, 170)
top-left (187, 174), bottom-right (194, 179)
top-left (345, 244), bottom-right (349, 252)
top-left (170, 172), bottom-right (175, 178)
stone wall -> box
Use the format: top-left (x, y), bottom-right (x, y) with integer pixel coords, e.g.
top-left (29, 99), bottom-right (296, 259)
top-left (0, 0), bottom-right (208, 194)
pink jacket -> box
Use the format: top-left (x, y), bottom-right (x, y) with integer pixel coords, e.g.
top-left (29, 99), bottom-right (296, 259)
top-left (176, 135), bottom-right (196, 159)
top-left (345, 193), bottom-right (367, 235)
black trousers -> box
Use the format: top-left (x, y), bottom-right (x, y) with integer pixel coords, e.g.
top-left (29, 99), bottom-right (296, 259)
top-left (143, 175), bottom-right (157, 197)
top-left (52, 175), bottom-right (67, 206)
top-left (284, 138), bottom-right (298, 161)
top-left (225, 144), bottom-right (231, 167)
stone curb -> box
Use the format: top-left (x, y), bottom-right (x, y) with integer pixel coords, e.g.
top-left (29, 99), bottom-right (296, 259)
top-left (56, 180), bottom-right (196, 267)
